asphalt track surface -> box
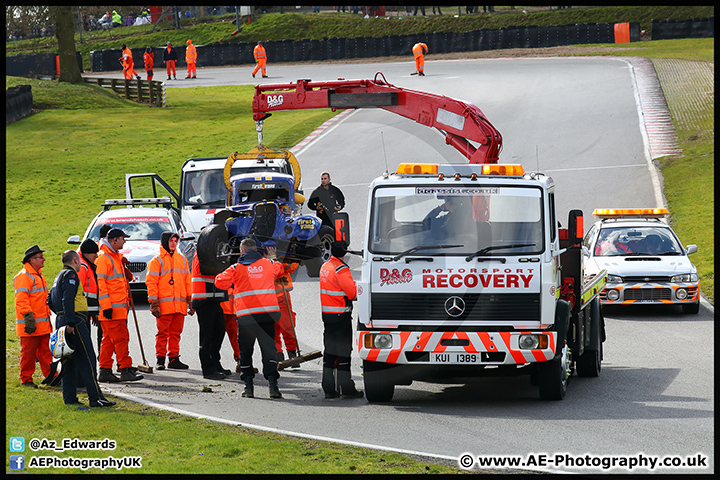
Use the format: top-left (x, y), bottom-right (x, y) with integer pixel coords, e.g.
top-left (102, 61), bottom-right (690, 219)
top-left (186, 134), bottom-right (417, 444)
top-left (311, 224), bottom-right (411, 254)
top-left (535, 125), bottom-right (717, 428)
top-left (94, 57), bottom-right (714, 474)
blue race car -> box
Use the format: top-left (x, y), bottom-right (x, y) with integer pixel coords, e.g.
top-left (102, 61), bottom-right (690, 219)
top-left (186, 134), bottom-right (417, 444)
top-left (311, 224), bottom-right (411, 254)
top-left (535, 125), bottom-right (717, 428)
top-left (196, 172), bottom-right (334, 276)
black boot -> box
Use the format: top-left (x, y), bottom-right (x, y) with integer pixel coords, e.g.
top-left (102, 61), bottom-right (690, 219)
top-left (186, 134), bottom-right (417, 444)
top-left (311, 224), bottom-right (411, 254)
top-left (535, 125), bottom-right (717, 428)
top-left (98, 368), bottom-right (120, 383)
top-left (241, 380), bottom-right (254, 398)
top-left (268, 378), bottom-right (282, 399)
top-left (156, 356), bottom-right (166, 370)
top-left (288, 350), bottom-right (300, 369)
top-left (167, 357), bottom-right (189, 369)
top-left (120, 367), bottom-right (143, 382)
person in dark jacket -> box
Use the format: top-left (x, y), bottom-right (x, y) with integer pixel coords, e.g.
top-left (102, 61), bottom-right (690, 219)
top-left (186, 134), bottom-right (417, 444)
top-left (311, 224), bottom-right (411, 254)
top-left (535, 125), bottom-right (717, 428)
top-left (48, 250), bottom-right (115, 407)
top-left (163, 41), bottom-right (178, 80)
top-left (307, 172), bottom-right (346, 228)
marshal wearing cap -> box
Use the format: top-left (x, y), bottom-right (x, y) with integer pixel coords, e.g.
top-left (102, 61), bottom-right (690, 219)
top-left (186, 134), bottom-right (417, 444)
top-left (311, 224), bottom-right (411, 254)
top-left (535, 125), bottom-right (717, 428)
top-left (107, 228), bottom-right (131, 239)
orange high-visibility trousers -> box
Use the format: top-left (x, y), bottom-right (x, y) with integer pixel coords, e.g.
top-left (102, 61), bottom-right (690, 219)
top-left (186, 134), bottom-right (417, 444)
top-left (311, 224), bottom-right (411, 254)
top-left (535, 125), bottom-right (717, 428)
top-left (166, 60), bottom-right (176, 76)
top-left (252, 59), bottom-right (266, 76)
top-left (223, 313), bottom-right (240, 361)
top-left (98, 319), bottom-right (133, 370)
top-left (415, 55), bottom-right (425, 74)
top-left (20, 334), bottom-right (53, 383)
top-left (155, 313), bottom-right (185, 359)
top-left (187, 62), bottom-right (196, 77)
top-left (274, 293), bottom-right (297, 353)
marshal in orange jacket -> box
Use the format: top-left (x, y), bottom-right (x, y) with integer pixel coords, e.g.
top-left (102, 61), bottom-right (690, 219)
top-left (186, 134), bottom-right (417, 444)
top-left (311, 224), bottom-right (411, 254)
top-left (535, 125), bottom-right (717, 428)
top-left (147, 245), bottom-right (192, 316)
top-left (319, 256), bottom-right (357, 314)
top-left (215, 251), bottom-right (284, 319)
top-left (96, 242), bottom-right (130, 320)
top-left (13, 262), bottom-right (53, 337)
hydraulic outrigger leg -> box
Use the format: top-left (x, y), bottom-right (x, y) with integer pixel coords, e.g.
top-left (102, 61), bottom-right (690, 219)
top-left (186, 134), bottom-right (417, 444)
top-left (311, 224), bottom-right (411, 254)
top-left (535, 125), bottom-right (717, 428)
top-left (256, 119), bottom-right (265, 150)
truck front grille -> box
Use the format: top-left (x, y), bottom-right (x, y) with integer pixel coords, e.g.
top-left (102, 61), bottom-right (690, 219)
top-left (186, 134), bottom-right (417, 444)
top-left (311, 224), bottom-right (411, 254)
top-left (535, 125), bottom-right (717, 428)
top-left (371, 293), bottom-right (540, 322)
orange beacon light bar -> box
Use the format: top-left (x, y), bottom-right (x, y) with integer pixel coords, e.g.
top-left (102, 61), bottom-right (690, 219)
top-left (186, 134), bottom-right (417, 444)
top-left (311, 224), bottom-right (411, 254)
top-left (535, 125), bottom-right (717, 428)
top-left (593, 208), bottom-right (670, 218)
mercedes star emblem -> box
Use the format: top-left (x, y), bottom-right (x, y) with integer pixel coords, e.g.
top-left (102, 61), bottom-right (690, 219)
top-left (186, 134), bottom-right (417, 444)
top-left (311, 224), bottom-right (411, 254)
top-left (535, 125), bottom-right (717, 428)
top-left (444, 296), bottom-right (466, 317)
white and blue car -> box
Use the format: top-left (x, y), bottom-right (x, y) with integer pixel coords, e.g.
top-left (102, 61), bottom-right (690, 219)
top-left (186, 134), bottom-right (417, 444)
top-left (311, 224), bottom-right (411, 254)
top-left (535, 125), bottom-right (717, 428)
top-left (582, 208), bottom-right (700, 314)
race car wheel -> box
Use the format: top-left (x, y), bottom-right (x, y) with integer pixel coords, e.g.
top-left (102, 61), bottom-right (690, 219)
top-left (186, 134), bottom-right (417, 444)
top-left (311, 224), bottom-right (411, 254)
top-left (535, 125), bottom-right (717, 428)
top-left (318, 226), bottom-right (335, 264)
top-left (537, 344), bottom-right (569, 400)
top-left (196, 223), bottom-right (233, 276)
top-left (363, 360), bottom-right (395, 402)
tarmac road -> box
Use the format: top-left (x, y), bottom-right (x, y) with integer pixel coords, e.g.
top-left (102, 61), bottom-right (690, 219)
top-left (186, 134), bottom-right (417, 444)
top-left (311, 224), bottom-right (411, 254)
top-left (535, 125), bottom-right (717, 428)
top-left (99, 58), bottom-right (714, 474)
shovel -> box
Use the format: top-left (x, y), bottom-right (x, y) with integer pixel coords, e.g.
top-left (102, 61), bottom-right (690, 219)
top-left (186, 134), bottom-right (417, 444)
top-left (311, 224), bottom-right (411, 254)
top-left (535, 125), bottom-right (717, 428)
top-left (277, 283), bottom-right (322, 370)
top-left (126, 280), bottom-right (153, 374)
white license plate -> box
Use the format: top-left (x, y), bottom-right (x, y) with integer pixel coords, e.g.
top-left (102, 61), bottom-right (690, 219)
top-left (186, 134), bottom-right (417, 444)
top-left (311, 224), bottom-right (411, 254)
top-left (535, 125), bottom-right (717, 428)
top-left (430, 352), bottom-right (480, 364)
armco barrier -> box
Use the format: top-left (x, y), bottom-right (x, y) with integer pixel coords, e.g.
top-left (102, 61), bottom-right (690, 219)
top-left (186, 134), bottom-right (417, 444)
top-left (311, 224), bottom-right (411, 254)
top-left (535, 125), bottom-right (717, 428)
top-left (6, 84), bottom-right (33, 124)
top-left (652, 17), bottom-right (714, 40)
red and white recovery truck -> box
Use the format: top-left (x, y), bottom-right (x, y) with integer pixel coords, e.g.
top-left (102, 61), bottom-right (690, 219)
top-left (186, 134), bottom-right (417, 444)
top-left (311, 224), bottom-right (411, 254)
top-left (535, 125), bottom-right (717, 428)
top-left (252, 74), bottom-right (607, 401)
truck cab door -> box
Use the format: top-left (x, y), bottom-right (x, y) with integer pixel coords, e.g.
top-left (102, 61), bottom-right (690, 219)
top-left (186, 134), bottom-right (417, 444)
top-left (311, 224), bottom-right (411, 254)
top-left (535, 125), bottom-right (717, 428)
top-left (125, 173), bottom-right (180, 207)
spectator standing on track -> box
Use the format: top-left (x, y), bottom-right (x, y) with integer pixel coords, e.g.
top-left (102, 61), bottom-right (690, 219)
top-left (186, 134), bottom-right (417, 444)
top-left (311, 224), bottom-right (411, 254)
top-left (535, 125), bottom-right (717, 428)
top-left (147, 232), bottom-right (193, 371)
top-left (143, 46), bottom-right (154, 81)
top-left (252, 41), bottom-right (268, 78)
top-left (48, 250), bottom-right (116, 407)
top-left (307, 172), bottom-right (346, 228)
top-left (96, 228), bottom-right (144, 383)
top-left (185, 39), bottom-right (197, 79)
top-left (192, 254), bottom-right (232, 380)
top-left (319, 242), bottom-right (363, 399)
top-left (215, 239), bottom-right (285, 399)
top-left (412, 42), bottom-right (428, 76)
top-left (163, 41), bottom-right (178, 80)
top-left (13, 245), bottom-right (54, 388)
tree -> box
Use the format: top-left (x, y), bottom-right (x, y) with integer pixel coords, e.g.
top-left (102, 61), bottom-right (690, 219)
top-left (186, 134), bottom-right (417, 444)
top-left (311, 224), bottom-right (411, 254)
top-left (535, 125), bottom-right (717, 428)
top-left (50, 6), bottom-right (82, 83)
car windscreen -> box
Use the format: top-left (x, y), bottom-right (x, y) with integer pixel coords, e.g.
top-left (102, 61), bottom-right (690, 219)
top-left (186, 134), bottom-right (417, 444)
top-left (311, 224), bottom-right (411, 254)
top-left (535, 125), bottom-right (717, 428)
top-left (594, 225), bottom-right (683, 256)
top-left (368, 185), bottom-right (544, 255)
top-left (184, 167), bottom-right (284, 208)
top-left (88, 216), bottom-right (173, 242)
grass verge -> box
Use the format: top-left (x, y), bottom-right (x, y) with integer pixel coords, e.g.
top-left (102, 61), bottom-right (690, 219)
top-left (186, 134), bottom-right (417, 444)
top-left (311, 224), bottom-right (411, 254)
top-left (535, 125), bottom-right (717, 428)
top-left (5, 35), bottom-right (713, 473)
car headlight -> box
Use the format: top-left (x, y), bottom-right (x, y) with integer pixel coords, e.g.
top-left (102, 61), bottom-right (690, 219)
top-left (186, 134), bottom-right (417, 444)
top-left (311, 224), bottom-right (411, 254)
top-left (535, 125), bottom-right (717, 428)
top-left (606, 274), bottom-right (623, 283)
top-left (671, 273), bottom-right (698, 283)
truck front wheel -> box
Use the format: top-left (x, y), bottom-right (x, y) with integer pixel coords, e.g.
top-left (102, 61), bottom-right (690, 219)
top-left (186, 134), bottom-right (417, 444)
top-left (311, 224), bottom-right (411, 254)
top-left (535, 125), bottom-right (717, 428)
top-left (537, 344), bottom-right (569, 400)
top-left (196, 224), bottom-right (233, 276)
top-left (363, 360), bottom-right (395, 402)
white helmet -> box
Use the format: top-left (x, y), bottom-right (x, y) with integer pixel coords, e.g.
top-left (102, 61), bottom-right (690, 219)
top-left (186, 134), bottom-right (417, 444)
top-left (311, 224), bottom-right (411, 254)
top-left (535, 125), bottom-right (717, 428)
top-left (49, 326), bottom-right (75, 359)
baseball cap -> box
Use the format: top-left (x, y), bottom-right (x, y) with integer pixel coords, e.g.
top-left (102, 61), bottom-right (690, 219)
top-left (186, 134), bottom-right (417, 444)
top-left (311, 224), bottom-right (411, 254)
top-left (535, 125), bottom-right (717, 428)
top-left (107, 228), bottom-right (130, 239)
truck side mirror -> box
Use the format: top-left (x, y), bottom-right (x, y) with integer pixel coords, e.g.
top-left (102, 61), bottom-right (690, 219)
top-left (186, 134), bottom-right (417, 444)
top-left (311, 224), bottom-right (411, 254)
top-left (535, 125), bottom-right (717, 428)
top-left (67, 235), bottom-right (81, 245)
top-left (567, 210), bottom-right (583, 246)
top-left (686, 245), bottom-right (698, 255)
top-left (334, 212), bottom-right (350, 244)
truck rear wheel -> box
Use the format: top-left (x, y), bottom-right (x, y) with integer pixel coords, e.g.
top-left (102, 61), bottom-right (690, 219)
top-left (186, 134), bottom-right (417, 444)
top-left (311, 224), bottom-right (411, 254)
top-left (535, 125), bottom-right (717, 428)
top-left (363, 360), bottom-right (395, 402)
top-left (537, 344), bottom-right (569, 400)
top-left (576, 346), bottom-right (602, 377)
top-left (196, 224), bottom-right (233, 276)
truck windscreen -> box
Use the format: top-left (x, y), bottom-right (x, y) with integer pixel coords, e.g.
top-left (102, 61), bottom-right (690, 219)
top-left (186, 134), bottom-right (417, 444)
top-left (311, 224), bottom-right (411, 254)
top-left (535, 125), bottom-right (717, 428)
top-left (369, 185), bottom-right (544, 255)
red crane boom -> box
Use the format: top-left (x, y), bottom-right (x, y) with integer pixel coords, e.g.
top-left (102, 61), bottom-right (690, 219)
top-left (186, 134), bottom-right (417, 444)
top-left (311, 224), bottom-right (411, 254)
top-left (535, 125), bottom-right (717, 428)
top-left (252, 72), bottom-right (502, 164)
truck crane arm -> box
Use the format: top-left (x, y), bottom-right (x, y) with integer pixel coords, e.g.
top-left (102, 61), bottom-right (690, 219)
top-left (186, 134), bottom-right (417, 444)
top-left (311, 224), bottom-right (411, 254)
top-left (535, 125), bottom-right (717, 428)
top-left (252, 72), bottom-right (502, 164)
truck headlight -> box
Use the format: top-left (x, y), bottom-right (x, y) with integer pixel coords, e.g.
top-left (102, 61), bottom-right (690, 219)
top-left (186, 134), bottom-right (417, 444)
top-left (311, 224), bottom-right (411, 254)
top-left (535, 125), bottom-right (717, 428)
top-left (606, 289), bottom-right (620, 301)
top-left (671, 273), bottom-right (698, 283)
top-left (518, 334), bottom-right (548, 350)
top-left (676, 288), bottom-right (688, 300)
top-left (606, 274), bottom-right (623, 283)
top-left (364, 334), bottom-right (392, 349)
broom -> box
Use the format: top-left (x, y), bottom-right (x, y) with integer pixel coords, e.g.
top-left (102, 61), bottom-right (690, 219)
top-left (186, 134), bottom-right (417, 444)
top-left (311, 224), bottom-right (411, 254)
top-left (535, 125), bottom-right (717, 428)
top-left (126, 280), bottom-right (153, 373)
top-left (277, 283), bottom-right (321, 370)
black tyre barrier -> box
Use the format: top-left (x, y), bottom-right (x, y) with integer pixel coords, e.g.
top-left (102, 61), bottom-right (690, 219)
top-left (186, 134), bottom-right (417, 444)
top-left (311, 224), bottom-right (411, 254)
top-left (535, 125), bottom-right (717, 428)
top-left (73, 19), bottom-right (699, 73)
top-left (652, 17), bottom-right (714, 40)
top-left (6, 84), bottom-right (33, 124)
